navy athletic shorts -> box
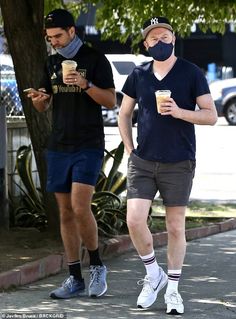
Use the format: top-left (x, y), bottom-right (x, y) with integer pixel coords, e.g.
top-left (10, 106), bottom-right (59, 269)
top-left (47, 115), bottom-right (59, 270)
top-left (46, 148), bottom-right (104, 193)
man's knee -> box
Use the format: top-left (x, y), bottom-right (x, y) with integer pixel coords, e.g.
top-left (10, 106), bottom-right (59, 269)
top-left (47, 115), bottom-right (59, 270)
top-left (59, 207), bottom-right (74, 224)
top-left (127, 210), bottom-right (147, 231)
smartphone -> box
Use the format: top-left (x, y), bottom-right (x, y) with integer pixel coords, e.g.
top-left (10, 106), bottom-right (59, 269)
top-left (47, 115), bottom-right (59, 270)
top-left (23, 88), bottom-right (49, 97)
top-left (23, 88), bottom-right (36, 93)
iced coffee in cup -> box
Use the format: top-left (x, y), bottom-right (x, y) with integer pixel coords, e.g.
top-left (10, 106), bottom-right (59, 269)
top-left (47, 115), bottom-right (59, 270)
top-left (61, 60), bottom-right (77, 84)
top-left (155, 90), bottom-right (171, 113)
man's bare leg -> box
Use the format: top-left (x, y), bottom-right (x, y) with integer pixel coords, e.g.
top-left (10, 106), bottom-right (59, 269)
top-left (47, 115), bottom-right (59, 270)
top-left (127, 198), bottom-right (168, 308)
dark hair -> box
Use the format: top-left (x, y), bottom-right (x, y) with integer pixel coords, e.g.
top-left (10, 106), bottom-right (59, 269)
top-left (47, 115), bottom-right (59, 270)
top-left (44, 26), bottom-right (71, 42)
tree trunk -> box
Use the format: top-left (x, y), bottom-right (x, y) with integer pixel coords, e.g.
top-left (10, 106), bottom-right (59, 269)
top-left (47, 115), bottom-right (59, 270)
top-left (0, 0), bottom-right (60, 235)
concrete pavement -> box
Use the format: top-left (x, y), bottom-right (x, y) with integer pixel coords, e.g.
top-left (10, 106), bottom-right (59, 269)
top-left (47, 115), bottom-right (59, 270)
top-left (1, 227), bottom-right (236, 318)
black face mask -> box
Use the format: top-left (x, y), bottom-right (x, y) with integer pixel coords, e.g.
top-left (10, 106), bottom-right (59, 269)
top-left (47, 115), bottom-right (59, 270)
top-left (148, 41), bottom-right (174, 61)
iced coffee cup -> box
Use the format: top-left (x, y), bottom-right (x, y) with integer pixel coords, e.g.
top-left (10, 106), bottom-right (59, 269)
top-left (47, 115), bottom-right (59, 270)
top-left (61, 60), bottom-right (77, 84)
top-left (155, 90), bottom-right (171, 113)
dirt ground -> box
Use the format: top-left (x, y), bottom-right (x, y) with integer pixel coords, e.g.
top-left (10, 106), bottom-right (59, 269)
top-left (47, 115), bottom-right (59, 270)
top-left (0, 227), bottom-right (64, 273)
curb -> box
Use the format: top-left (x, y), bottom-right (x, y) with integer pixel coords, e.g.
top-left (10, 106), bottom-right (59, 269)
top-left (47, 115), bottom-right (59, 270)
top-left (1, 218), bottom-right (236, 290)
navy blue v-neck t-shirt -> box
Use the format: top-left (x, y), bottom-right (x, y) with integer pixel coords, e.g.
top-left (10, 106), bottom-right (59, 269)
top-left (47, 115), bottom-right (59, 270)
top-left (122, 57), bottom-right (210, 162)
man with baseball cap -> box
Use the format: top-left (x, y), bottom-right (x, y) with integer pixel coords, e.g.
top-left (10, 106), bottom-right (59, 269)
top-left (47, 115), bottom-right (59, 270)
top-left (27, 8), bottom-right (115, 300)
top-left (142, 16), bottom-right (173, 38)
top-left (44, 8), bottom-right (76, 28)
top-left (118, 16), bottom-right (217, 315)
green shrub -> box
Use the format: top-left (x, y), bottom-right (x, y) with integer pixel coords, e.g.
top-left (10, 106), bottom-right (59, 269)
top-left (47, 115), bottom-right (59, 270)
top-left (9, 145), bottom-right (47, 230)
top-left (9, 142), bottom-right (130, 236)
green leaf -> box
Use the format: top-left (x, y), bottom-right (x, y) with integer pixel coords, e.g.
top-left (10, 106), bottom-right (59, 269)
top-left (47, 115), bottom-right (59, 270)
top-left (16, 145), bottom-right (41, 203)
top-left (102, 142), bottom-right (125, 191)
top-left (10, 145), bottom-right (47, 230)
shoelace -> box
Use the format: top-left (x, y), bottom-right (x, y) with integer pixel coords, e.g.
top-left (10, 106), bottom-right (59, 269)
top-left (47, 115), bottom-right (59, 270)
top-left (62, 276), bottom-right (74, 291)
top-left (166, 292), bottom-right (183, 304)
top-left (137, 277), bottom-right (154, 293)
top-left (90, 267), bottom-right (101, 285)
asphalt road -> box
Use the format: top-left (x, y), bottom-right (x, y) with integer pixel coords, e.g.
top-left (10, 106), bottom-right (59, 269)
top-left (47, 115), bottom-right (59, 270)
top-left (104, 117), bottom-right (236, 202)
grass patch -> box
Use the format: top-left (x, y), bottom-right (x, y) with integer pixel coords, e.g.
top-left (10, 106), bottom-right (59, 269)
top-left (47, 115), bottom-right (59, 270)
top-left (152, 199), bottom-right (236, 218)
top-left (149, 216), bottom-right (228, 233)
top-left (149, 199), bottom-right (236, 233)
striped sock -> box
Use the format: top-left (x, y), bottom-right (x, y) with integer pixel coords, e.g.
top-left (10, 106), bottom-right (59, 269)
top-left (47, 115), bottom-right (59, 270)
top-left (166, 269), bottom-right (182, 294)
top-left (140, 251), bottom-right (160, 280)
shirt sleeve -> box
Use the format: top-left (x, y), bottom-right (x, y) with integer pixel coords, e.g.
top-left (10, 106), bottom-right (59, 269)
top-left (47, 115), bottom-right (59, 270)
top-left (92, 53), bottom-right (115, 89)
top-left (121, 68), bottom-right (138, 99)
top-left (194, 66), bottom-right (210, 97)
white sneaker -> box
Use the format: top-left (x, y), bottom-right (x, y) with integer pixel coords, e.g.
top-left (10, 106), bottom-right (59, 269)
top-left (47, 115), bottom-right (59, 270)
top-left (165, 291), bottom-right (184, 314)
top-left (137, 267), bottom-right (168, 308)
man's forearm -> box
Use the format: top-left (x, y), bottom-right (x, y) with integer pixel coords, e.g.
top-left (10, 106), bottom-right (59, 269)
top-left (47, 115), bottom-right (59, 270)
top-left (32, 98), bottom-right (51, 113)
top-left (118, 114), bottom-right (134, 155)
top-left (85, 87), bottom-right (116, 109)
top-left (178, 108), bottom-right (218, 125)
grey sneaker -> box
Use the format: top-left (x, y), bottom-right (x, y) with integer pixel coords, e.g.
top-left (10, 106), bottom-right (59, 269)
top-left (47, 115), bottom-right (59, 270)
top-left (88, 265), bottom-right (107, 297)
top-left (137, 267), bottom-right (168, 308)
top-left (50, 276), bottom-right (85, 299)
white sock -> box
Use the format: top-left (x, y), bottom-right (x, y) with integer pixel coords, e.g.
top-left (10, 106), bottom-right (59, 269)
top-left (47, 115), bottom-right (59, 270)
top-left (140, 251), bottom-right (160, 281)
top-left (166, 269), bottom-right (182, 294)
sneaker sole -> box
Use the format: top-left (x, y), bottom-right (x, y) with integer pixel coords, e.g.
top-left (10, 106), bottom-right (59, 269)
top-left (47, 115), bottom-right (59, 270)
top-left (137, 273), bottom-right (168, 309)
top-left (89, 282), bottom-right (108, 298)
top-left (50, 290), bottom-right (86, 299)
top-left (166, 309), bottom-right (184, 315)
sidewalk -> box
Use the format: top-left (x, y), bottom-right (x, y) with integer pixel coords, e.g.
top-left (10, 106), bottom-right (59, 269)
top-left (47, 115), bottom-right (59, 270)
top-left (1, 218), bottom-right (236, 291)
top-left (1, 219), bottom-right (236, 318)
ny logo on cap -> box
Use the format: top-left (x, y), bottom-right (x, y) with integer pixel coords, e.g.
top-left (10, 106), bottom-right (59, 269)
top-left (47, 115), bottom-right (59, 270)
top-left (150, 17), bottom-right (159, 25)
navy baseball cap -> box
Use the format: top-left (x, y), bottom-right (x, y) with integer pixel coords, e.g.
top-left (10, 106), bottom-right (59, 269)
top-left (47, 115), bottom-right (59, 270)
top-left (142, 17), bottom-right (173, 39)
top-left (45, 9), bottom-right (75, 29)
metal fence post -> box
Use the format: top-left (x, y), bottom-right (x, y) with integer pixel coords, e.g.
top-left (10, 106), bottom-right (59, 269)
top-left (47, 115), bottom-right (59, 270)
top-left (0, 103), bottom-right (9, 229)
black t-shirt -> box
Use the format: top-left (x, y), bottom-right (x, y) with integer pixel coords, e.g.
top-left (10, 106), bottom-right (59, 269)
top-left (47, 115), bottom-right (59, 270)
top-left (122, 57), bottom-right (210, 162)
top-left (40, 44), bottom-right (114, 152)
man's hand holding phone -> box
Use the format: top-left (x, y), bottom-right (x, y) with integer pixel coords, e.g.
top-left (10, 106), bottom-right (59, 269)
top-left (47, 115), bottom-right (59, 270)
top-left (24, 88), bottom-right (50, 99)
top-left (24, 88), bottom-right (51, 112)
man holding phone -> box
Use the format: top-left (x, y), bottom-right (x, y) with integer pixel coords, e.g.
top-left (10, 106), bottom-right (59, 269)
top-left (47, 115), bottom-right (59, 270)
top-left (27, 8), bottom-right (115, 299)
top-left (24, 88), bottom-right (50, 99)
